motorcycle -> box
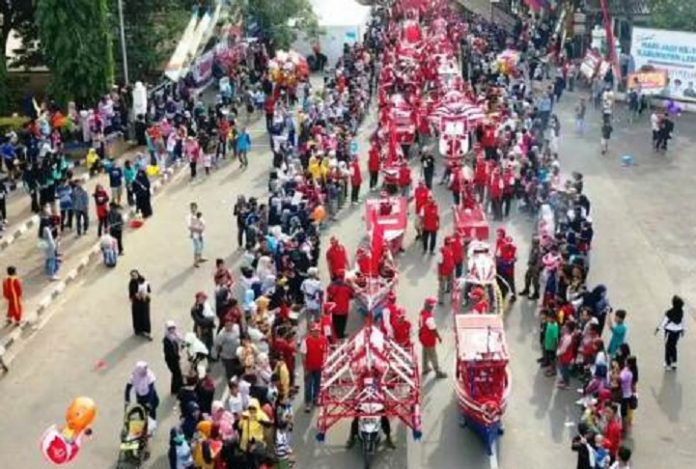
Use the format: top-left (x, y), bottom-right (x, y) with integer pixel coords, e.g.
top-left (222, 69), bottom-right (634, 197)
top-left (357, 415), bottom-right (382, 469)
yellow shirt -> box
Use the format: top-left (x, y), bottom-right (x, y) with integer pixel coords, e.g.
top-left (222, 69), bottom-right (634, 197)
top-left (239, 399), bottom-right (270, 452)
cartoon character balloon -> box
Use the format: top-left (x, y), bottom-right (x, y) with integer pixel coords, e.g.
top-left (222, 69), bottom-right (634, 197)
top-left (40, 397), bottom-right (97, 465)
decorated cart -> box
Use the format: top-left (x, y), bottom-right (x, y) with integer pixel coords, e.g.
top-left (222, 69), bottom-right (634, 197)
top-left (453, 314), bottom-right (510, 454)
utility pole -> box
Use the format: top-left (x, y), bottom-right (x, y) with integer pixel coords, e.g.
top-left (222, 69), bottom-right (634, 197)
top-left (118, 0), bottom-right (130, 85)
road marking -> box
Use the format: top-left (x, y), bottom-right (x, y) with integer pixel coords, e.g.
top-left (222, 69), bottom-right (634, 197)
top-left (489, 441), bottom-right (499, 469)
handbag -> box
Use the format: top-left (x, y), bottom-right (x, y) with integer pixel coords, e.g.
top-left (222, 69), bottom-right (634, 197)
top-left (629, 394), bottom-right (638, 410)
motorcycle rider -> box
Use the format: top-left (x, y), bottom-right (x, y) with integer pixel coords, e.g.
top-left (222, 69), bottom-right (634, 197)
top-left (346, 403), bottom-right (396, 449)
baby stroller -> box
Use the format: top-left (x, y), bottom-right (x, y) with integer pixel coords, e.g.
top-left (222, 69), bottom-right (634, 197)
top-left (116, 404), bottom-right (152, 468)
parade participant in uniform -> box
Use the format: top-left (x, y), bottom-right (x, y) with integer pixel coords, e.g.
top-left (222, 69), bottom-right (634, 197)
top-left (420, 194), bottom-right (440, 255)
top-left (473, 152), bottom-right (487, 203)
top-left (326, 270), bottom-right (355, 339)
top-left (300, 323), bottom-right (329, 412)
top-left (3, 266), bottom-right (23, 325)
top-left (497, 236), bottom-right (517, 301)
top-left (470, 287), bottom-right (490, 314)
top-left (437, 239), bottom-right (455, 305)
top-left (326, 236), bottom-right (349, 279)
top-left (368, 141), bottom-right (381, 190)
top-left (519, 236), bottom-right (542, 300)
top-left (392, 308), bottom-right (412, 347)
top-left (350, 157), bottom-right (363, 205)
top-left (398, 160), bottom-right (412, 198)
top-left (413, 181), bottom-right (429, 240)
top-left (450, 233), bottom-right (464, 278)
top-left (489, 166), bottom-right (503, 221)
top-left (418, 297), bottom-right (447, 379)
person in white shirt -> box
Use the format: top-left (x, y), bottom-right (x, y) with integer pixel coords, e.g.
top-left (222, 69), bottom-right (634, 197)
top-left (226, 377), bottom-right (246, 417)
top-left (301, 267), bottom-right (323, 325)
top-left (650, 111), bottom-right (661, 149)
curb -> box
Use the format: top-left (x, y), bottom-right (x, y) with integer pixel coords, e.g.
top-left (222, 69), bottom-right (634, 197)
top-left (0, 146), bottom-right (140, 253)
top-left (0, 162), bottom-right (184, 359)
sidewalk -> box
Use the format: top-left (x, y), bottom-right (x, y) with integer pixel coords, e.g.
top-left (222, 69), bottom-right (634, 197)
top-left (0, 145), bottom-right (143, 251)
top-left (0, 160), bottom-right (186, 349)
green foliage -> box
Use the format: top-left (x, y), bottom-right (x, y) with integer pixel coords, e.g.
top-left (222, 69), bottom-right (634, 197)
top-left (648, 0), bottom-right (696, 32)
top-left (0, 116), bottom-right (31, 134)
top-left (245, 0), bottom-right (321, 50)
top-left (0, 56), bottom-right (9, 111)
top-left (36, 0), bottom-right (115, 106)
top-left (113, 0), bottom-right (195, 81)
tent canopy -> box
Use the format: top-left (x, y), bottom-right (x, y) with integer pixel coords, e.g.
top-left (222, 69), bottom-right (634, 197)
top-left (310, 0), bottom-right (371, 27)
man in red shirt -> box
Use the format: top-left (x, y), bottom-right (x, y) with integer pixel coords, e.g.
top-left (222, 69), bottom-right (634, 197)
top-left (437, 239), bottom-right (455, 304)
top-left (392, 308), bottom-right (412, 347)
top-left (418, 297), bottom-right (447, 379)
top-left (326, 274), bottom-right (355, 339)
top-left (413, 181), bottom-right (429, 240)
top-left (350, 157), bottom-right (362, 205)
top-left (398, 160), bottom-right (412, 198)
top-left (325, 237), bottom-right (349, 278)
top-left (300, 324), bottom-right (329, 412)
top-left (419, 195), bottom-right (440, 255)
top-left (450, 233), bottom-right (464, 278)
top-left (488, 166), bottom-right (503, 221)
top-left (368, 142), bottom-right (381, 190)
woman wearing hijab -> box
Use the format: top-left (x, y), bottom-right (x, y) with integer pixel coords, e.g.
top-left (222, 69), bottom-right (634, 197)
top-left (163, 320), bottom-right (184, 394)
top-left (129, 270), bottom-right (152, 339)
top-left (124, 361), bottom-right (160, 419)
top-left (656, 295), bottom-right (686, 370)
top-left (181, 401), bottom-right (202, 441)
top-left (168, 427), bottom-right (194, 469)
top-left (133, 169), bottom-right (153, 218)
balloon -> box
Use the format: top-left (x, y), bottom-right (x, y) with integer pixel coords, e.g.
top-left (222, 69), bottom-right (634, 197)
top-left (41, 425), bottom-right (75, 465)
top-left (64, 397), bottom-right (97, 438)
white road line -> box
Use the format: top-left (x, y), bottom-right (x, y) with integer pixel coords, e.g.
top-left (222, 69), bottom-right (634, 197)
top-left (489, 441), bottom-right (499, 469)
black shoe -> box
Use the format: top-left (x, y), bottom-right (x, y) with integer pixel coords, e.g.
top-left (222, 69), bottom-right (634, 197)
top-left (510, 295), bottom-right (517, 302)
top-left (519, 290), bottom-right (529, 296)
top-left (529, 293), bottom-right (539, 300)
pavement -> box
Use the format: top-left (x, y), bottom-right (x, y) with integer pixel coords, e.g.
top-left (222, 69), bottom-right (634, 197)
top-left (0, 148), bottom-right (182, 350)
top-left (0, 85), bottom-right (694, 469)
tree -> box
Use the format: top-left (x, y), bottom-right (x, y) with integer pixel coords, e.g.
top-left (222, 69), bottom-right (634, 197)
top-left (112, 0), bottom-right (195, 82)
top-left (0, 0), bottom-right (37, 108)
top-left (244, 0), bottom-right (321, 51)
top-left (36, 0), bottom-right (114, 106)
top-left (649, 0), bottom-right (696, 32)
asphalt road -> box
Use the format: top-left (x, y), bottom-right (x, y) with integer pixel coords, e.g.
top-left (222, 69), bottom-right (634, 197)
top-left (0, 87), bottom-right (694, 469)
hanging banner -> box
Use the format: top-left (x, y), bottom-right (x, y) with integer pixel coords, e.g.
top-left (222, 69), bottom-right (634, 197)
top-left (630, 27), bottom-right (696, 101)
top-left (627, 70), bottom-right (668, 95)
top-left (579, 49), bottom-right (601, 79)
top-left (192, 50), bottom-right (215, 86)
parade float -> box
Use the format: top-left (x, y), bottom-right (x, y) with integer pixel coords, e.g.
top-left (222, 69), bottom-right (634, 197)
top-left (452, 313), bottom-right (510, 455)
top-left (317, 214), bottom-right (421, 469)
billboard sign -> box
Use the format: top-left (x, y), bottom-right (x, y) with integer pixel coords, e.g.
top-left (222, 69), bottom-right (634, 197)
top-left (631, 27), bottom-right (696, 101)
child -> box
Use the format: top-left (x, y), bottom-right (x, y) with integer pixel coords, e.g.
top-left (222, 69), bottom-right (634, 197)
top-left (607, 309), bottom-right (628, 357)
top-left (100, 233), bottom-right (118, 267)
top-left (275, 419), bottom-right (295, 469)
top-left (203, 152), bottom-right (213, 176)
top-left (542, 310), bottom-right (559, 374)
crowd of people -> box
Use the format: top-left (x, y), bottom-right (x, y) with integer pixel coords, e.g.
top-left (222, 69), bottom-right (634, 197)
top-left (118, 15), bottom-right (388, 469)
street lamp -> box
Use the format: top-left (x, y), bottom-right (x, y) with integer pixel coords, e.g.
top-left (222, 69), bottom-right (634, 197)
top-left (117, 0), bottom-right (130, 85)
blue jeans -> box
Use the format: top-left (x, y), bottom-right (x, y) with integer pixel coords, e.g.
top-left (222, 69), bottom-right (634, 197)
top-left (45, 255), bottom-right (59, 277)
top-left (558, 363), bottom-right (571, 385)
top-left (304, 370), bottom-right (321, 405)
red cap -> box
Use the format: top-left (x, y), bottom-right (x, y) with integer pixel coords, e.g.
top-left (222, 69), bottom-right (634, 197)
top-left (311, 322), bottom-right (321, 332)
top-left (424, 297), bottom-right (437, 306)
